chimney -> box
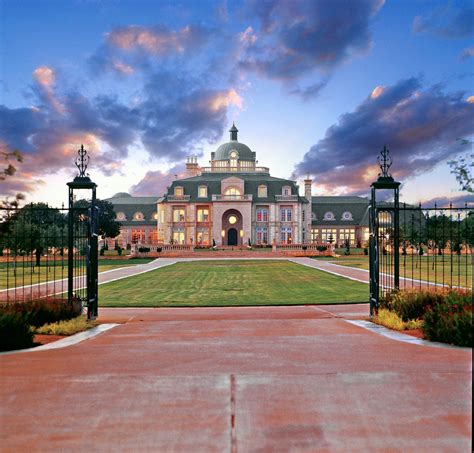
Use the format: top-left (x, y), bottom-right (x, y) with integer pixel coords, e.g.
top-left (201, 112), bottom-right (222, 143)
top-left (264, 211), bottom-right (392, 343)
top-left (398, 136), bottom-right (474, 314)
top-left (304, 175), bottom-right (312, 201)
top-left (186, 156), bottom-right (200, 177)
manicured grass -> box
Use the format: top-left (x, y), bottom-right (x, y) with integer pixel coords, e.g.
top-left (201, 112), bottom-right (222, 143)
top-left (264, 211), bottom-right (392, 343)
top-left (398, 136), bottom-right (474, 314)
top-left (327, 255), bottom-right (472, 288)
top-left (99, 260), bottom-right (368, 307)
top-left (0, 258), bottom-right (153, 290)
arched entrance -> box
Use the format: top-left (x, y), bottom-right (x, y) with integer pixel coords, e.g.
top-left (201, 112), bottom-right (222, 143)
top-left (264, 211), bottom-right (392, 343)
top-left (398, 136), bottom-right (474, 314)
top-left (222, 209), bottom-right (243, 246)
top-left (228, 228), bottom-right (238, 246)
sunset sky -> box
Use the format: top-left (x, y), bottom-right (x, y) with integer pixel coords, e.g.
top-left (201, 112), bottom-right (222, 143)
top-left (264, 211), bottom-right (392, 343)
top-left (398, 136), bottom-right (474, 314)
top-left (1, 0), bottom-right (473, 207)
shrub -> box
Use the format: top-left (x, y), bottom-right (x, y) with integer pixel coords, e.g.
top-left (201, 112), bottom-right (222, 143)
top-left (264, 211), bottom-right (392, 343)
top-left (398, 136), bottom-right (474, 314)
top-left (36, 315), bottom-right (97, 336)
top-left (0, 313), bottom-right (34, 351)
top-left (117, 247), bottom-right (122, 256)
top-left (363, 248), bottom-right (368, 255)
top-left (381, 290), bottom-right (444, 322)
top-left (373, 309), bottom-right (423, 331)
top-left (138, 246), bottom-right (150, 253)
top-left (422, 291), bottom-right (472, 347)
top-left (0, 298), bottom-right (82, 327)
top-left (316, 245), bottom-right (327, 252)
top-left (302, 245), bottom-right (308, 251)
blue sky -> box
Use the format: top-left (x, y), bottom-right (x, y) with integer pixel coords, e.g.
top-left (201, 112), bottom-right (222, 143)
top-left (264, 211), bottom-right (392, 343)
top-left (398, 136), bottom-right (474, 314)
top-left (0, 0), bottom-right (473, 206)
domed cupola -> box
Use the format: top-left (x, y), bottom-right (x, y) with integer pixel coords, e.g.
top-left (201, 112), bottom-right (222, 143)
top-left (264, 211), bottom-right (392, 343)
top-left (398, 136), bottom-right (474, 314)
top-left (212, 123), bottom-right (256, 163)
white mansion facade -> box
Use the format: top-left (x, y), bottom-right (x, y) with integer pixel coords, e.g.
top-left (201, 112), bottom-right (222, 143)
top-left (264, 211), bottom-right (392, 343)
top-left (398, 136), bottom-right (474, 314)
top-left (107, 125), bottom-right (370, 248)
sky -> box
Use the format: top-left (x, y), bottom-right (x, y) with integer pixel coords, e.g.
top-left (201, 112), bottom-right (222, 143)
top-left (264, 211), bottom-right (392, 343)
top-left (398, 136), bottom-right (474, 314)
top-left (0, 0), bottom-right (473, 207)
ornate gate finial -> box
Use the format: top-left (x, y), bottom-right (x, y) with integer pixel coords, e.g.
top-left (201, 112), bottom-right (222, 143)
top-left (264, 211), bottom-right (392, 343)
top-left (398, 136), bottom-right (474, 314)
top-left (75, 144), bottom-right (90, 178)
top-left (377, 145), bottom-right (392, 178)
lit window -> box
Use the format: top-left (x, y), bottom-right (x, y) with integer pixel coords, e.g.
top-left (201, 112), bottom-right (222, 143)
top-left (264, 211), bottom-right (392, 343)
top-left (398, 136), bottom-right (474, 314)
top-left (256, 226), bottom-right (268, 244)
top-left (173, 208), bottom-right (185, 222)
top-left (197, 208), bottom-right (209, 222)
top-left (152, 212), bottom-right (158, 220)
top-left (280, 227), bottom-right (292, 244)
top-left (311, 228), bottom-right (319, 243)
top-left (133, 212), bottom-right (144, 221)
top-left (198, 186), bottom-right (207, 198)
top-left (228, 215), bottom-right (237, 224)
top-left (116, 212), bottom-right (126, 221)
top-left (340, 228), bottom-right (356, 246)
top-left (224, 187), bottom-right (241, 199)
top-left (324, 212), bottom-right (335, 221)
top-left (174, 186), bottom-right (184, 197)
top-left (258, 185), bottom-right (267, 198)
top-left (172, 228), bottom-right (185, 245)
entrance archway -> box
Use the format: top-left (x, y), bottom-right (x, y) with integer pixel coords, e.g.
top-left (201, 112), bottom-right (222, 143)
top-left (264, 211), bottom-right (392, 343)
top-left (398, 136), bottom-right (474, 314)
top-left (228, 228), bottom-right (238, 246)
top-left (221, 209), bottom-right (243, 246)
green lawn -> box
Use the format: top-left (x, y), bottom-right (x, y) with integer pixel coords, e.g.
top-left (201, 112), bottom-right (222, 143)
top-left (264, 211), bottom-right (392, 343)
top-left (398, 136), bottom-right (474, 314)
top-left (327, 255), bottom-right (472, 288)
top-left (0, 258), bottom-right (154, 290)
top-left (99, 260), bottom-right (368, 307)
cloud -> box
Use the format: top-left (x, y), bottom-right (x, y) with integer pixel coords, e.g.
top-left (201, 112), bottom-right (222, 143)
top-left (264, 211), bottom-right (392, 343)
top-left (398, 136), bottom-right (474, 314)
top-left (419, 194), bottom-right (474, 208)
top-left (289, 80), bottom-right (328, 101)
top-left (239, 0), bottom-right (383, 86)
top-left (413, 2), bottom-right (474, 39)
top-left (461, 47), bottom-right (474, 60)
top-left (129, 164), bottom-right (186, 196)
top-left (294, 77), bottom-right (474, 195)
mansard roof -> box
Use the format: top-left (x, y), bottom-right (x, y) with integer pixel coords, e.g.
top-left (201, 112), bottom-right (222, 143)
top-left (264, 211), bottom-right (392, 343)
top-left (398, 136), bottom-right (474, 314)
top-left (164, 173), bottom-right (306, 203)
top-left (105, 193), bottom-right (161, 226)
top-left (311, 196), bottom-right (369, 226)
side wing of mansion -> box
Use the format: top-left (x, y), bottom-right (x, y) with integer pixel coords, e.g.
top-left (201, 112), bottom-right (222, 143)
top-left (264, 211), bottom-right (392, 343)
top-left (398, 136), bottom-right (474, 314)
top-left (106, 125), bottom-right (370, 248)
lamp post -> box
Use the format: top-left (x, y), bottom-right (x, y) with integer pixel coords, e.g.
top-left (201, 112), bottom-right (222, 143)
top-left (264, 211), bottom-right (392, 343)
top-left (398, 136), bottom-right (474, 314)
top-left (221, 229), bottom-right (225, 246)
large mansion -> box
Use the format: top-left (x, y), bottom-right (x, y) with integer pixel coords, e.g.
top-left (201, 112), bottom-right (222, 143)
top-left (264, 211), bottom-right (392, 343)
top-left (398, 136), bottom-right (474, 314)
top-left (107, 125), bottom-right (370, 247)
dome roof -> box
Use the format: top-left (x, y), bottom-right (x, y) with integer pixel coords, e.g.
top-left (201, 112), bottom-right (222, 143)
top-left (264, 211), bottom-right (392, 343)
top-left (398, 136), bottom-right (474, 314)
top-left (112, 192), bottom-right (132, 198)
top-left (214, 141), bottom-right (255, 161)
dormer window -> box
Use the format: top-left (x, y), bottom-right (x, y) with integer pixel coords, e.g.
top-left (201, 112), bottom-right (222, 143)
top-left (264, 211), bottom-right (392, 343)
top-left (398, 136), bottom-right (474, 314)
top-left (116, 212), bottom-right (126, 221)
top-left (258, 185), bottom-right (267, 198)
top-left (198, 185), bottom-right (207, 198)
top-left (133, 212), bottom-right (144, 221)
top-left (342, 211), bottom-right (353, 221)
top-left (324, 211), bottom-right (335, 221)
top-left (224, 187), bottom-right (241, 199)
top-left (174, 186), bottom-right (184, 197)
top-left (282, 186), bottom-right (291, 196)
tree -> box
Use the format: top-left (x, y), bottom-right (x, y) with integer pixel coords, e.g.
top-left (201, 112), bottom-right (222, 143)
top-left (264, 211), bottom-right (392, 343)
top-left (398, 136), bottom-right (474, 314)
top-left (73, 199), bottom-right (121, 239)
top-left (448, 139), bottom-right (473, 193)
top-left (0, 203), bottom-right (67, 266)
top-left (0, 149), bottom-right (25, 209)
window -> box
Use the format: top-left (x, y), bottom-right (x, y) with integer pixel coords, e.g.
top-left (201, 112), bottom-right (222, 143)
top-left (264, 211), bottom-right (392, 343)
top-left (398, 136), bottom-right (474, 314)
top-left (256, 208), bottom-right (268, 222)
top-left (340, 228), bottom-right (356, 246)
top-left (280, 227), bottom-right (292, 244)
top-left (228, 215), bottom-right (238, 224)
top-left (172, 228), bottom-right (185, 244)
top-left (282, 186), bottom-right (291, 196)
top-left (311, 228), bottom-right (319, 243)
top-left (196, 228), bottom-right (209, 245)
top-left (323, 211), bottom-right (335, 221)
top-left (116, 212), bottom-right (126, 221)
top-left (152, 212), bottom-right (158, 220)
top-left (230, 151), bottom-right (238, 168)
top-left (133, 212), bottom-right (144, 221)
top-left (256, 226), bottom-right (268, 244)
top-left (302, 210), bottom-right (305, 222)
top-left (258, 185), bottom-right (267, 198)
top-left (131, 229), bottom-right (145, 244)
top-left (173, 208), bottom-right (185, 222)
top-left (311, 212), bottom-right (317, 221)
top-left (362, 227), bottom-right (370, 241)
top-left (321, 228), bottom-right (337, 243)
top-left (198, 186), bottom-right (207, 198)
top-left (280, 208), bottom-right (292, 222)
top-left (174, 186), bottom-right (184, 197)
top-left (378, 211), bottom-right (392, 225)
top-left (341, 211), bottom-right (353, 221)
top-left (224, 187), bottom-right (241, 199)
top-left (197, 208), bottom-right (209, 222)
top-left (160, 210), bottom-right (165, 223)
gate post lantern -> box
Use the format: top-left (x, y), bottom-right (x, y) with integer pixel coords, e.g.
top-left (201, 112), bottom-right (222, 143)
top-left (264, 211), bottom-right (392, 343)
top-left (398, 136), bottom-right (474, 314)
top-left (369, 146), bottom-right (400, 317)
top-left (67, 145), bottom-right (98, 319)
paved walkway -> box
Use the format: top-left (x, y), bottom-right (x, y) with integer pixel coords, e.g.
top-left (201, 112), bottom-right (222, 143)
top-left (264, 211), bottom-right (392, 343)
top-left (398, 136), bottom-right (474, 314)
top-left (0, 305), bottom-right (471, 452)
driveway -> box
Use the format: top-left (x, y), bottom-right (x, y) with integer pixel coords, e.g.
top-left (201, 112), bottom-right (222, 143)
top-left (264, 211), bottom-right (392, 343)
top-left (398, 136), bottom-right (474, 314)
top-left (0, 304), bottom-right (471, 452)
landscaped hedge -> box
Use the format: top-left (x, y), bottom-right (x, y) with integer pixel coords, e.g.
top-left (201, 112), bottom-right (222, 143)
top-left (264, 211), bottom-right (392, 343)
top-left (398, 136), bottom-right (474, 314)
top-left (0, 298), bottom-right (82, 327)
top-left (380, 289), bottom-right (472, 347)
top-left (0, 313), bottom-right (34, 351)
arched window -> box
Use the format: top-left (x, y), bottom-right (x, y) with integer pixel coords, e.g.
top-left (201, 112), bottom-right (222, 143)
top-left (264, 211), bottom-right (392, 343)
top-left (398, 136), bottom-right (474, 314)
top-left (224, 187), bottom-right (241, 199)
top-left (116, 212), bottom-right (126, 221)
top-left (324, 211), bottom-right (335, 221)
top-left (341, 211), bottom-right (353, 221)
top-left (229, 150), bottom-right (238, 168)
top-left (133, 212), bottom-right (144, 221)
